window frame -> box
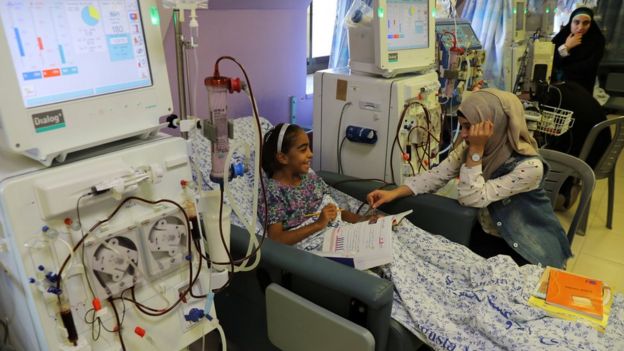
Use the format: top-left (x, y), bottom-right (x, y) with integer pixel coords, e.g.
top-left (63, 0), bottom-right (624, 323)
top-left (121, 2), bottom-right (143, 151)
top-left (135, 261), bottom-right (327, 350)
top-left (306, 1), bottom-right (332, 75)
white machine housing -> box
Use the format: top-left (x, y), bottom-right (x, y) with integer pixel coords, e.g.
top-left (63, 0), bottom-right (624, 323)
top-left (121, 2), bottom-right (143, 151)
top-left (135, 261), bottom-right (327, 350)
top-left (0, 0), bottom-right (173, 166)
top-left (507, 43), bottom-right (528, 92)
top-left (0, 137), bottom-right (216, 351)
top-left (541, 0), bottom-right (557, 36)
top-left (348, 0), bottom-right (436, 78)
top-left (504, 0), bottom-right (529, 92)
top-left (512, 0), bottom-right (527, 42)
top-left (529, 40), bottom-right (555, 84)
top-left (313, 69), bottom-right (441, 185)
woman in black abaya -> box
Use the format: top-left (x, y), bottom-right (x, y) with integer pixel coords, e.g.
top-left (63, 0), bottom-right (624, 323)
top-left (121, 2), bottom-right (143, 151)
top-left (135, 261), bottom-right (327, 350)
top-left (551, 7), bottom-right (605, 94)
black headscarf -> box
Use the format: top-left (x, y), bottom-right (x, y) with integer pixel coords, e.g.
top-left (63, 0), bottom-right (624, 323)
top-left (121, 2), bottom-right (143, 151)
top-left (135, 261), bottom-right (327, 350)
top-left (551, 7), bottom-right (605, 94)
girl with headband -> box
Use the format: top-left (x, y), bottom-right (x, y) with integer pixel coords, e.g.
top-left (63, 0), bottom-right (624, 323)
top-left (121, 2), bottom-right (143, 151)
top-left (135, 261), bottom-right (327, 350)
top-left (260, 123), bottom-right (376, 245)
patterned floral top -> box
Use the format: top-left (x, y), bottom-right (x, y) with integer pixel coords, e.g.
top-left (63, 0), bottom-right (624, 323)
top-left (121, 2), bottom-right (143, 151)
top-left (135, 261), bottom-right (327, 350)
top-left (260, 172), bottom-right (329, 229)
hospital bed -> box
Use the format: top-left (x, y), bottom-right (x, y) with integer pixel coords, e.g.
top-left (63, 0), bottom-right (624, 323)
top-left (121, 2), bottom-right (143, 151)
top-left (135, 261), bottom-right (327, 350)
top-left (215, 171), bottom-right (479, 351)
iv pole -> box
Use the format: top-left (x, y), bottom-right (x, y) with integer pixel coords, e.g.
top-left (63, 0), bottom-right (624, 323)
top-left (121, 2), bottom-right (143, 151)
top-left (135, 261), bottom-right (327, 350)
top-left (173, 9), bottom-right (189, 139)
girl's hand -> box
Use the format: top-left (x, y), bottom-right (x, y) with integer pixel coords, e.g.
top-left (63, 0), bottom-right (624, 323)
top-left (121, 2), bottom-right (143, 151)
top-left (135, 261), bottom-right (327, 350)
top-left (367, 213), bottom-right (383, 224)
top-left (565, 33), bottom-right (582, 50)
top-left (466, 121), bottom-right (494, 150)
top-left (317, 204), bottom-right (338, 227)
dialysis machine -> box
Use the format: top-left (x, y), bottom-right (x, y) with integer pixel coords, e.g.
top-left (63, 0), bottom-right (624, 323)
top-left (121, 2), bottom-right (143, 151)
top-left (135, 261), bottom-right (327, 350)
top-left (435, 18), bottom-right (485, 111)
top-left (517, 39), bottom-right (555, 93)
top-left (0, 1), bottom-right (237, 350)
top-left (313, 0), bottom-right (440, 185)
top-left (506, 0), bottom-right (529, 92)
top-left (313, 69), bottom-right (440, 185)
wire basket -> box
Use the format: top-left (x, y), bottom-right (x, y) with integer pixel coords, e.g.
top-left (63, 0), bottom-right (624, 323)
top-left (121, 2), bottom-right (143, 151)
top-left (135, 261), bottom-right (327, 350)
top-left (536, 105), bottom-right (575, 136)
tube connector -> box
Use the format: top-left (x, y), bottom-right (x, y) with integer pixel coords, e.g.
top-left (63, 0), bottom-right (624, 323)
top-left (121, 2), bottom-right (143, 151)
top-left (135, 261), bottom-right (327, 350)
top-left (184, 308), bottom-right (205, 323)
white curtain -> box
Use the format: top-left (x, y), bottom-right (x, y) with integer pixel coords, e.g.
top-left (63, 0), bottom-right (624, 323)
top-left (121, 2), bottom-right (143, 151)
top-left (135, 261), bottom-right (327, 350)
top-left (328, 0), bottom-right (355, 69)
top-left (462, 0), bottom-right (513, 90)
top-left (554, 0), bottom-right (583, 30)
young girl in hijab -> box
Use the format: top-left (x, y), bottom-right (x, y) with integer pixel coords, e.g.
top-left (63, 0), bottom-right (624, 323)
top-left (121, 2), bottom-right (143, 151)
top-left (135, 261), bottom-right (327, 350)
top-left (367, 89), bottom-right (572, 268)
top-left (260, 123), bottom-right (373, 245)
top-left (551, 7), bottom-right (605, 94)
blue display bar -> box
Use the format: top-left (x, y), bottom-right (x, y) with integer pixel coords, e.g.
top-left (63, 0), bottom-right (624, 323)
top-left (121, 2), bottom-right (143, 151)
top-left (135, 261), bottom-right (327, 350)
top-left (14, 27), bottom-right (24, 56)
top-left (26, 89), bottom-right (94, 107)
top-left (61, 66), bottom-right (79, 75)
top-left (59, 45), bottom-right (66, 64)
top-left (94, 79), bottom-right (151, 94)
top-left (23, 71), bottom-right (42, 80)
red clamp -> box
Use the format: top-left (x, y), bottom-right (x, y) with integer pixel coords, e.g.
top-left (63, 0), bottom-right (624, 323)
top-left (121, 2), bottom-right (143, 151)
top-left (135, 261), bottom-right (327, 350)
top-left (229, 77), bottom-right (242, 93)
top-left (134, 326), bottom-right (146, 338)
top-left (92, 298), bottom-right (102, 311)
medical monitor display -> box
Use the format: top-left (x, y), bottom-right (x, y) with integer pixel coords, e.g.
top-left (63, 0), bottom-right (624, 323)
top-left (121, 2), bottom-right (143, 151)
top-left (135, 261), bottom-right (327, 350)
top-left (0, 1), bottom-right (152, 108)
top-left (348, 0), bottom-right (434, 77)
top-left (435, 20), bottom-right (481, 50)
top-left (386, 0), bottom-right (429, 51)
top-left (0, 0), bottom-right (172, 166)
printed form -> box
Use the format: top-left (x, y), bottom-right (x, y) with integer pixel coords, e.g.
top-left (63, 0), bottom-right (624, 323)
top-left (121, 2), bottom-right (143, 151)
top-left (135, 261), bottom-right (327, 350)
top-left (319, 210), bottom-right (412, 270)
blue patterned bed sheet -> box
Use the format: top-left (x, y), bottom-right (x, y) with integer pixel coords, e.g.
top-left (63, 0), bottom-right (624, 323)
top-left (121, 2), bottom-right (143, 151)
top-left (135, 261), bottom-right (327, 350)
top-left (191, 117), bottom-right (624, 351)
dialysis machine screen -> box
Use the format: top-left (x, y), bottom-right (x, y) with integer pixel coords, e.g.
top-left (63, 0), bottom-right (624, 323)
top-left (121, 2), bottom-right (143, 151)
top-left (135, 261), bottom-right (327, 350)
top-left (435, 21), bottom-right (481, 50)
top-left (386, 0), bottom-right (429, 51)
top-left (1, 1), bottom-right (152, 108)
top-left (348, 0), bottom-right (434, 77)
top-left (0, 0), bottom-right (172, 165)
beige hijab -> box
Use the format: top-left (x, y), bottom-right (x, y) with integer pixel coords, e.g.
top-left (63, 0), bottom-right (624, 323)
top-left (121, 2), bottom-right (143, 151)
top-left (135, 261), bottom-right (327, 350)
top-left (457, 89), bottom-right (538, 179)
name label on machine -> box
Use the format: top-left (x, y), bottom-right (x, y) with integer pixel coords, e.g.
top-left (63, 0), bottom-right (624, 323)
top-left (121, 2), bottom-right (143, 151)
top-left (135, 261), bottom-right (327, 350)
top-left (32, 109), bottom-right (66, 133)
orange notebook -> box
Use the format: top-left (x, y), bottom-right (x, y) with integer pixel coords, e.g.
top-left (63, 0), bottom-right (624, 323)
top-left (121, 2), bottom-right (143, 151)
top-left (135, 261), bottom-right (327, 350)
top-left (545, 269), bottom-right (603, 319)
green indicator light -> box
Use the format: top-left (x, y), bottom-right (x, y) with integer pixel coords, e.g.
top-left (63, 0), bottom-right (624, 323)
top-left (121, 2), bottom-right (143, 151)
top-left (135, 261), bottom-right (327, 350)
top-left (554, 8), bottom-right (558, 13)
top-left (546, 8), bottom-right (550, 14)
top-left (513, 8), bottom-right (517, 15)
top-left (377, 6), bottom-right (384, 18)
top-left (432, 8), bottom-right (437, 17)
top-left (524, 8), bottom-right (528, 14)
top-left (150, 6), bottom-right (160, 26)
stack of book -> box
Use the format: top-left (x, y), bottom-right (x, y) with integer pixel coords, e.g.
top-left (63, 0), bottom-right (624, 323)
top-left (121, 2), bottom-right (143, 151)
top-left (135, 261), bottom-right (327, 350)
top-left (528, 267), bottom-right (613, 332)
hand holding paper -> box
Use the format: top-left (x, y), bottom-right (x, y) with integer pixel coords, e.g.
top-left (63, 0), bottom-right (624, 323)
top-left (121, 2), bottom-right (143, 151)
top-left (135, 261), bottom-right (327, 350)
top-left (317, 210), bottom-right (412, 270)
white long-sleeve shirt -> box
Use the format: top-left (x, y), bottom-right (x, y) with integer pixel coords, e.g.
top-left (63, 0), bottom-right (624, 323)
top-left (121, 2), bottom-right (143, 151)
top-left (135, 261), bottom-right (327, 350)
top-left (404, 143), bottom-right (543, 234)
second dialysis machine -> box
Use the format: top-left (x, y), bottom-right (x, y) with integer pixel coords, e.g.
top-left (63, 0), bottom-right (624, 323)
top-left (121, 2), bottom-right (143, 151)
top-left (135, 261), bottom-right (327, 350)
top-left (313, 69), bottom-right (440, 185)
top-left (313, 0), bottom-right (440, 185)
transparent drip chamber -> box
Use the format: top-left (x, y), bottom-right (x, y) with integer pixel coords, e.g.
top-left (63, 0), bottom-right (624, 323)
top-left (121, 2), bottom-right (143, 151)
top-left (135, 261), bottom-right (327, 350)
top-left (205, 77), bottom-right (230, 183)
top-left (202, 76), bottom-right (233, 275)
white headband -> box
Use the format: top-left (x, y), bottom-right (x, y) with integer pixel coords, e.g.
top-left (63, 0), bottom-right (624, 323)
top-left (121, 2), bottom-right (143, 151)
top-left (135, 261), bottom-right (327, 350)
top-left (573, 13), bottom-right (591, 21)
top-left (277, 123), bottom-right (291, 153)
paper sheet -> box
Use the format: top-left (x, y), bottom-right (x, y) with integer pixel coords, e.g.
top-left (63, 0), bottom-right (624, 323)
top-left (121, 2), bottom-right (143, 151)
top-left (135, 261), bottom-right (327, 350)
top-left (319, 210), bottom-right (412, 270)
